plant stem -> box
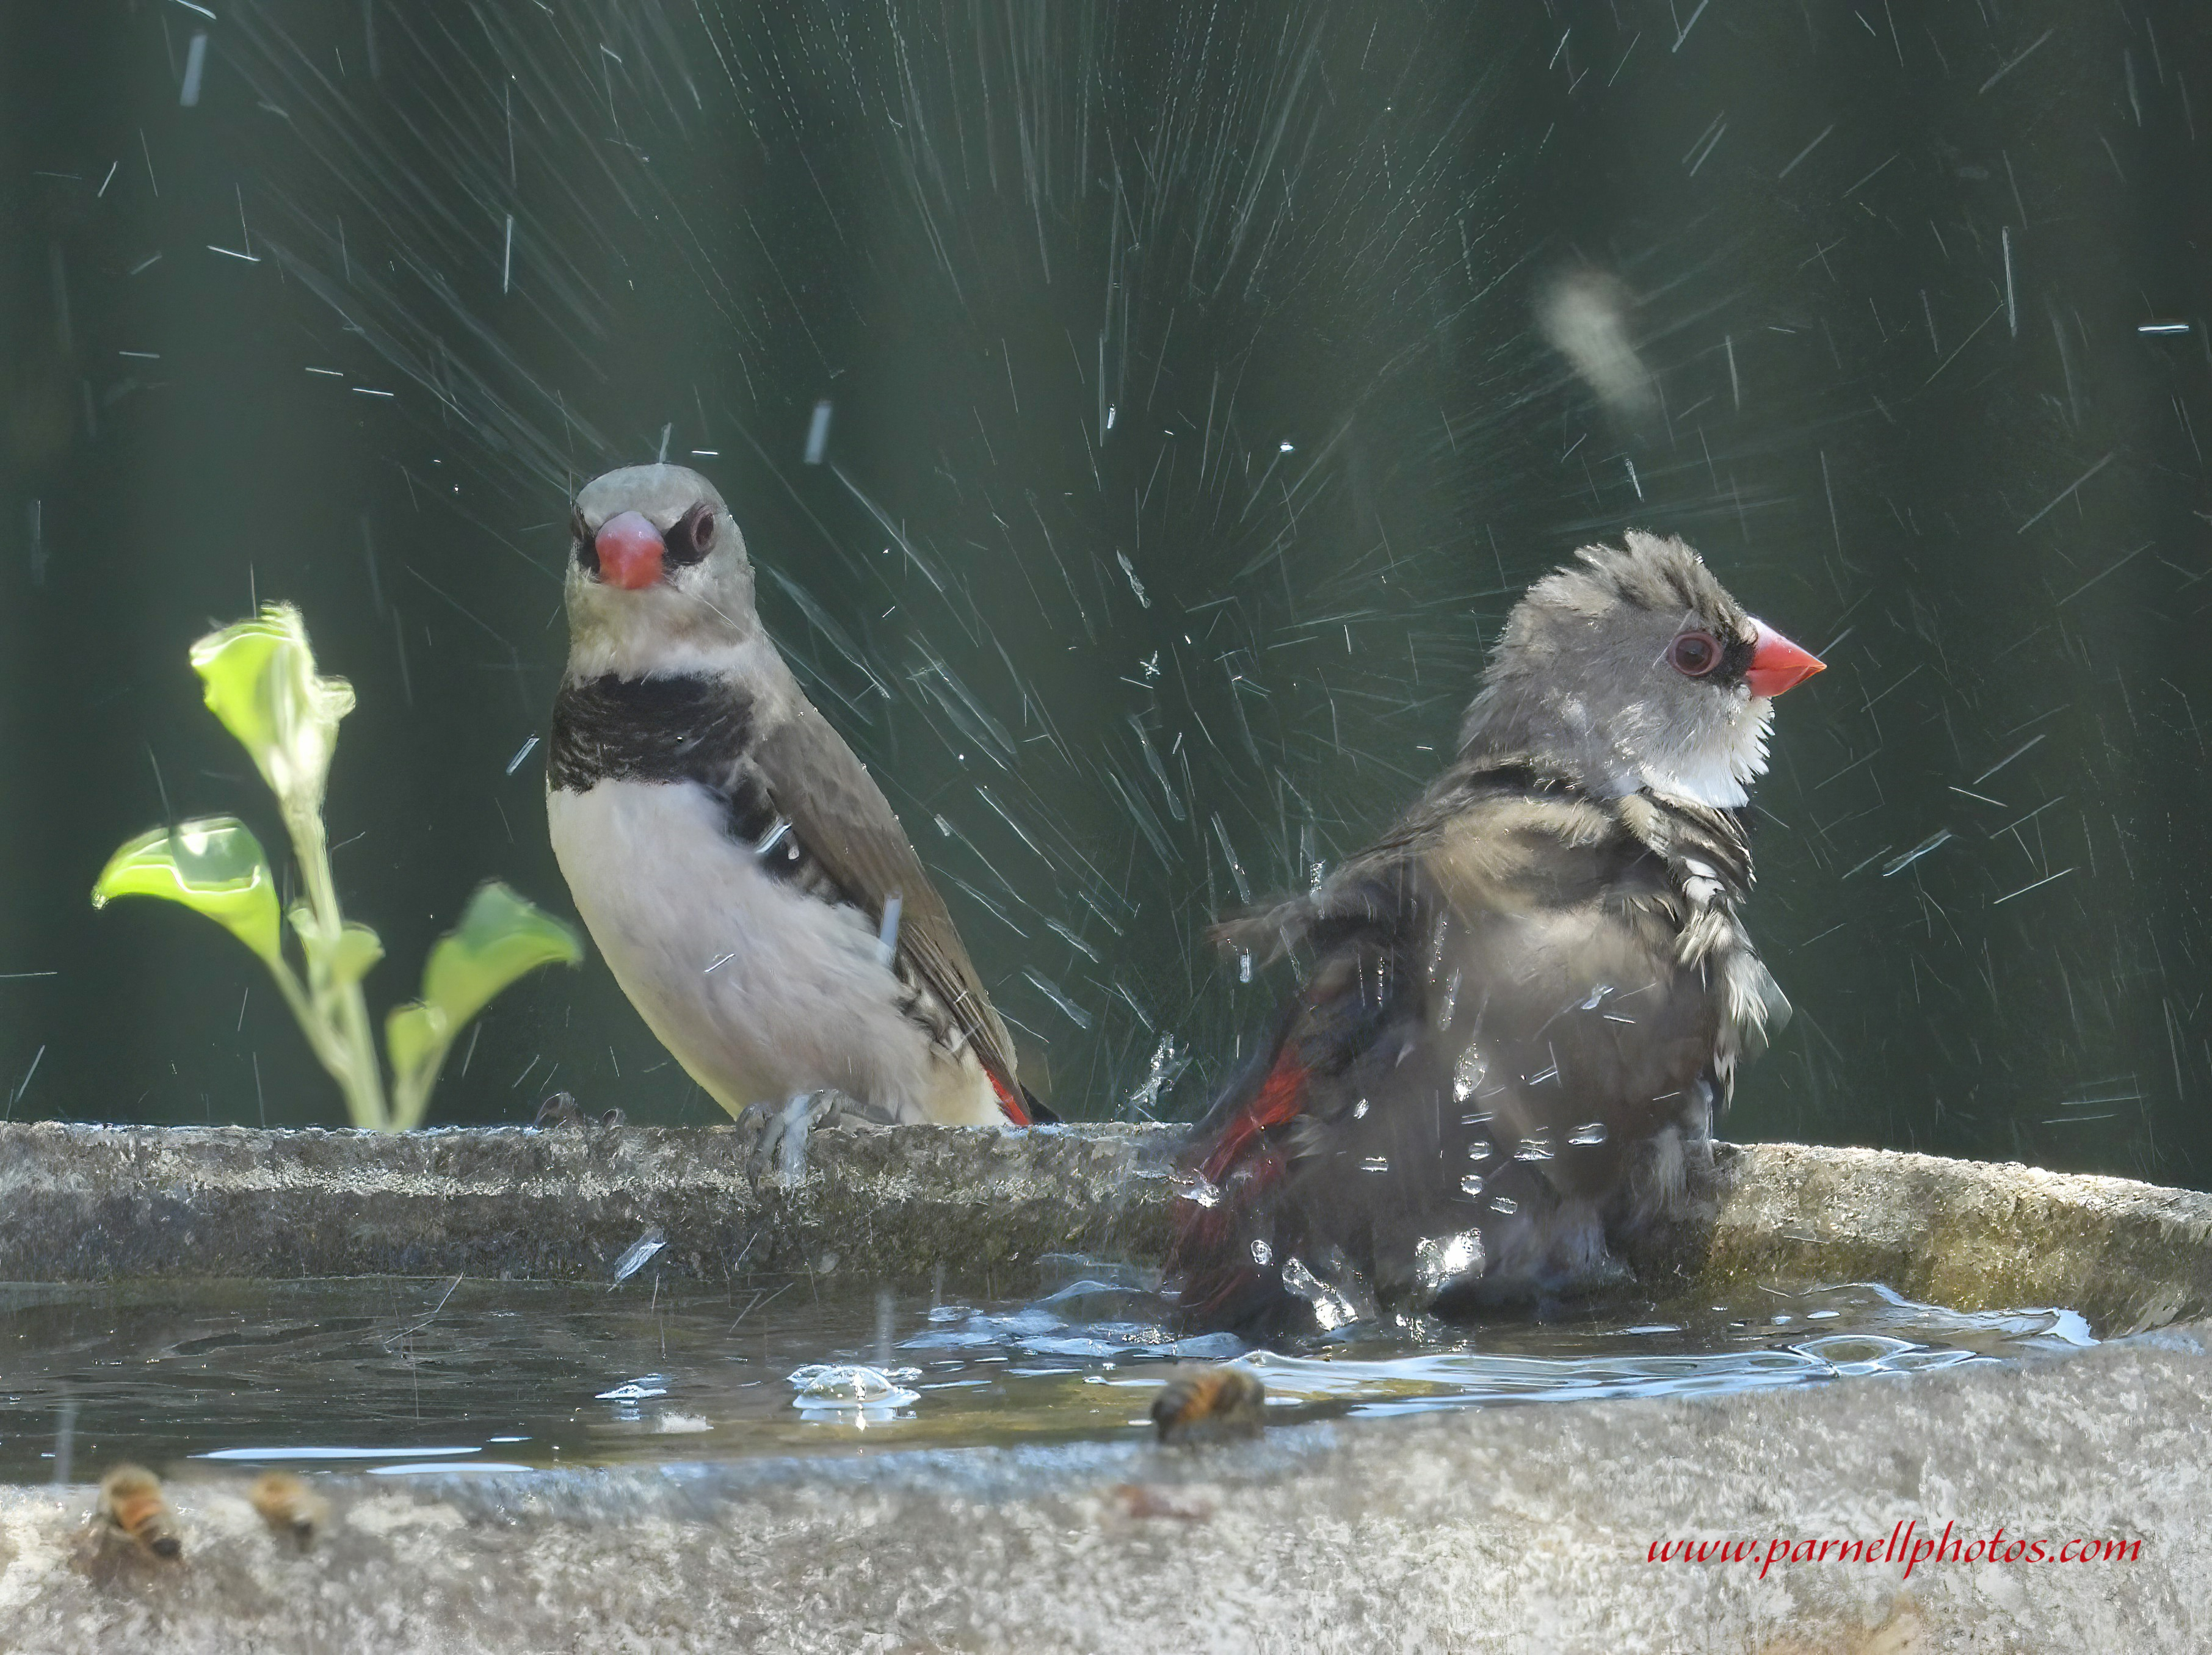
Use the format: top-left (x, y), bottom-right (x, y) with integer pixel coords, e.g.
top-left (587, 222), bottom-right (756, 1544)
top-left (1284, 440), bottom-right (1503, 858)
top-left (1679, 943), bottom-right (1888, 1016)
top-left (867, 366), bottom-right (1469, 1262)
top-left (390, 1061), bottom-right (434, 1134)
top-left (284, 802), bottom-right (388, 1131)
top-left (264, 954), bottom-right (344, 1077)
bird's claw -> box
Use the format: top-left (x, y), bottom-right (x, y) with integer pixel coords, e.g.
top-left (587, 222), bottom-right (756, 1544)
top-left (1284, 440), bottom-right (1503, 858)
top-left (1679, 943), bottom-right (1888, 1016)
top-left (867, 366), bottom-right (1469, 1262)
top-left (738, 1091), bottom-right (891, 1184)
top-left (534, 1091), bottom-right (626, 1130)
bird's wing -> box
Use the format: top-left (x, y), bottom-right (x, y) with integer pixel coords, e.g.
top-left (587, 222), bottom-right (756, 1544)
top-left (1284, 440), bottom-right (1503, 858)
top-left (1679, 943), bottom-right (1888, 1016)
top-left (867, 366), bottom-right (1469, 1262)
top-left (749, 703), bottom-right (1027, 1120)
top-left (1213, 758), bottom-right (1651, 961)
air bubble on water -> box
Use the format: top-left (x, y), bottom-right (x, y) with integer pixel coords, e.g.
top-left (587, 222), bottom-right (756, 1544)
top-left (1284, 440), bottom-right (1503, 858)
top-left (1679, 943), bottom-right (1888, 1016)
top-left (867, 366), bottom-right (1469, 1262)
top-left (1239, 951), bottom-right (1252, 983)
top-left (1580, 984), bottom-right (1614, 1011)
top-left (1352, 1098), bottom-right (1369, 1120)
top-left (1249, 1237), bottom-right (1274, 1266)
top-left (1437, 968), bottom-right (1460, 1030)
top-left (787, 1364), bottom-right (921, 1413)
top-left (596, 1376), bottom-right (672, 1401)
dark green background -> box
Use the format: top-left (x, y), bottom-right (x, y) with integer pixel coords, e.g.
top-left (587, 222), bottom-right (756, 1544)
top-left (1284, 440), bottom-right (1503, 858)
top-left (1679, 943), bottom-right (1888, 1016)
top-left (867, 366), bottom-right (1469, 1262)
top-left (4, 2), bottom-right (2208, 1186)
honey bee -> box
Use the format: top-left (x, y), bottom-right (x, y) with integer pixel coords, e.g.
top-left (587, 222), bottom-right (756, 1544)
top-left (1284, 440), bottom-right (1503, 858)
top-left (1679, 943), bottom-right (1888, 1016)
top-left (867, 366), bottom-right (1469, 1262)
top-left (249, 1470), bottom-right (331, 1552)
top-left (1150, 1365), bottom-right (1266, 1444)
top-left (97, 1464), bottom-right (182, 1561)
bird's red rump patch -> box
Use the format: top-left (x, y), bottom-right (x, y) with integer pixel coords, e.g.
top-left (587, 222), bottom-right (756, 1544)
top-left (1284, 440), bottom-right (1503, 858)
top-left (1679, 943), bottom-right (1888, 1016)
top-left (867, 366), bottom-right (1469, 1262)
top-left (1198, 1046), bottom-right (1308, 1184)
top-left (594, 511), bottom-right (665, 590)
top-left (988, 1071), bottom-right (1032, 1127)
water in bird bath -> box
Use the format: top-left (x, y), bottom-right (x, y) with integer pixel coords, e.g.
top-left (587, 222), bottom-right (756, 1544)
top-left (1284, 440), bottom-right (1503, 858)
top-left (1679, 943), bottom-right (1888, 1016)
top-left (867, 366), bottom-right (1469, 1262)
top-left (0, 1266), bottom-right (2092, 1483)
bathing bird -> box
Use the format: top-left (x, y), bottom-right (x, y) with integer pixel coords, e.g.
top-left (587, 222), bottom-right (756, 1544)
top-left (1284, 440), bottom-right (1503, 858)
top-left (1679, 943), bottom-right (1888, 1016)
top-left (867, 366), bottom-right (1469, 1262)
top-left (1164, 532), bottom-right (1822, 1335)
top-left (546, 463), bottom-right (1039, 1135)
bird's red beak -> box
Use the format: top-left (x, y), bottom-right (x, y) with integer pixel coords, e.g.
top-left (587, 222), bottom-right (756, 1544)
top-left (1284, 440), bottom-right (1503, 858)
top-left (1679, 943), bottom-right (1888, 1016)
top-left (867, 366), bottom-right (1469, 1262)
top-left (1744, 619), bottom-right (1825, 697)
top-left (593, 511), bottom-right (665, 590)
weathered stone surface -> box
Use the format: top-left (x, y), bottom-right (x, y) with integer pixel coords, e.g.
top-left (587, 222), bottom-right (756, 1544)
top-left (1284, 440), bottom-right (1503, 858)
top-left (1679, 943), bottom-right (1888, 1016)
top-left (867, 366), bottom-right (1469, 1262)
top-left (1, 1123), bottom-right (2208, 1336)
top-left (0, 1120), bottom-right (1176, 1286)
top-left (1693, 1143), bottom-right (2212, 1338)
top-left (0, 1317), bottom-right (2202, 1654)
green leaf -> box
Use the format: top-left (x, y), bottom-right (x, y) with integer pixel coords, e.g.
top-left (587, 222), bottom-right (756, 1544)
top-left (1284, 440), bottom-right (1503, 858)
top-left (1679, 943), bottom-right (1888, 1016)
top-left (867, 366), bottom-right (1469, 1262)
top-left (385, 1002), bottom-right (445, 1084)
top-left (91, 818), bottom-right (283, 967)
top-left (189, 604), bottom-right (355, 816)
top-left (385, 882), bottom-right (583, 1126)
top-left (421, 882), bottom-right (585, 1032)
top-left (329, 922), bottom-right (385, 987)
top-left (285, 905), bottom-right (382, 984)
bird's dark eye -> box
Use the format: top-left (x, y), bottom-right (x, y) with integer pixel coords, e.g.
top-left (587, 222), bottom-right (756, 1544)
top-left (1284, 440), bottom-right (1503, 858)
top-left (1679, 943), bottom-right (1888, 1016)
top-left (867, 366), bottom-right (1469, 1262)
top-left (667, 501), bottom-right (716, 567)
top-left (570, 507), bottom-right (598, 575)
top-left (1668, 630), bottom-right (1721, 677)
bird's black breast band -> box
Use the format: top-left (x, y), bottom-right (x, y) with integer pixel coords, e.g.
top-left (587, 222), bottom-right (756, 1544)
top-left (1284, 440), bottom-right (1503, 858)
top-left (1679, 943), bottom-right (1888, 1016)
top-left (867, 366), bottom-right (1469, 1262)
top-left (549, 673), bottom-right (756, 792)
top-left (549, 673), bottom-right (818, 886)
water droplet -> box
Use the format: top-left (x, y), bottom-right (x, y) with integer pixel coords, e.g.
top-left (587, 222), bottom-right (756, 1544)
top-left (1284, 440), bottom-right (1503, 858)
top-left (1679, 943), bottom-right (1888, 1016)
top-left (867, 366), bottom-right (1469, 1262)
top-left (1467, 1139), bottom-right (1493, 1161)
top-left (1249, 1237), bottom-right (1274, 1266)
top-left (1459, 1172), bottom-right (1486, 1198)
top-left (1580, 983), bottom-right (1614, 1010)
top-left (1451, 1045), bottom-right (1487, 1103)
top-left (1238, 951), bottom-right (1253, 984)
top-left (1568, 1121), bottom-right (1608, 1146)
top-left (1359, 1155), bottom-right (1391, 1174)
top-left (1169, 1167), bottom-right (1223, 1209)
top-left (1278, 1256), bottom-right (1362, 1331)
top-left (1352, 1098), bottom-right (1369, 1120)
top-left (1413, 1229), bottom-right (1486, 1295)
top-left (611, 1226), bottom-right (666, 1284)
top-left (1489, 1195), bottom-right (1519, 1215)
top-left (1515, 1134), bottom-right (1554, 1162)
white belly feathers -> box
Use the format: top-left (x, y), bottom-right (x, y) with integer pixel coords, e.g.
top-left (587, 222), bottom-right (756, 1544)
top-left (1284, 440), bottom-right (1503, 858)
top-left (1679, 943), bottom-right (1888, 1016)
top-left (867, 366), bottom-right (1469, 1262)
top-left (547, 778), bottom-right (1001, 1124)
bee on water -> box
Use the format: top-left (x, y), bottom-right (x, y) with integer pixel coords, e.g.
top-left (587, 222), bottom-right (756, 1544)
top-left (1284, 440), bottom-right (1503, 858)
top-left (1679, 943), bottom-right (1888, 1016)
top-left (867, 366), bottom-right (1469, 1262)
top-left (1150, 1365), bottom-right (1266, 1444)
top-left (97, 1464), bottom-right (183, 1562)
top-left (249, 1470), bottom-right (331, 1552)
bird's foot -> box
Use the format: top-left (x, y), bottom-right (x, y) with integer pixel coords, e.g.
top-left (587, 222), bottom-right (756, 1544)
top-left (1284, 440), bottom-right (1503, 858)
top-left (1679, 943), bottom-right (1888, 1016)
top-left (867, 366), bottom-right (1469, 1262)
top-left (738, 1090), bottom-right (893, 1184)
top-left (533, 1092), bottom-right (627, 1130)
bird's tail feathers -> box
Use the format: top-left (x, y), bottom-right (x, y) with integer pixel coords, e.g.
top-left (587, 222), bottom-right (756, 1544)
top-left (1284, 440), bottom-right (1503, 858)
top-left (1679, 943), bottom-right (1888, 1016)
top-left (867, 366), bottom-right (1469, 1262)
top-left (1164, 1006), bottom-right (1315, 1331)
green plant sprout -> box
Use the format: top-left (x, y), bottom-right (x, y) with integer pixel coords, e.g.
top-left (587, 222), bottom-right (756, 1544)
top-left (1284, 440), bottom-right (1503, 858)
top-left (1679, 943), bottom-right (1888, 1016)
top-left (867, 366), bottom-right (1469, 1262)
top-left (92, 604), bottom-right (582, 1131)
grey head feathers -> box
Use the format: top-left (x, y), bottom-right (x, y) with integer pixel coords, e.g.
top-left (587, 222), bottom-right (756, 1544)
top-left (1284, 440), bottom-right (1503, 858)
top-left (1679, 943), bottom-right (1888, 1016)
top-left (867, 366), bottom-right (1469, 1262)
top-left (1460, 531), bottom-right (1774, 810)
top-left (564, 464), bottom-right (764, 683)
